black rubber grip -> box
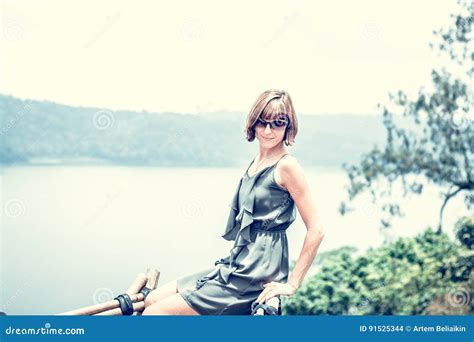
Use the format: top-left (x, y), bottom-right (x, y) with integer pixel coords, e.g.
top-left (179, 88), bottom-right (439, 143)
top-left (114, 293), bottom-right (134, 315)
top-left (140, 287), bottom-right (152, 299)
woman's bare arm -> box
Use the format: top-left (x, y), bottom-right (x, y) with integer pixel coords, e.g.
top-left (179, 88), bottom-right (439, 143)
top-left (278, 156), bottom-right (325, 290)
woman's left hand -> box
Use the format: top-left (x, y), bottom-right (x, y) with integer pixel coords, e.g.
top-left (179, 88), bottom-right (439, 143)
top-left (256, 282), bottom-right (297, 304)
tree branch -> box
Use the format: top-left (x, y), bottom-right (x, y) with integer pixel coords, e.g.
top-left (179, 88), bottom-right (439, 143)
top-left (438, 186), bottom-right (465, 233)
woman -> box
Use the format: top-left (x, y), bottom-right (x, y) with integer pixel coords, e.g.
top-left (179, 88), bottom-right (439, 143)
top-left (143, 89), bottom-right (325, 315)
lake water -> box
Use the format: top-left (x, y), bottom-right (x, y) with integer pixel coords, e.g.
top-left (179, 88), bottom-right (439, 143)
top-left (0, 165), bottom-right (469, 314)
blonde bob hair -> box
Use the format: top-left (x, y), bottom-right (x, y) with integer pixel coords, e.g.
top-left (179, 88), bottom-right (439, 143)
top-left (244, 89), bottom-right (298, 146)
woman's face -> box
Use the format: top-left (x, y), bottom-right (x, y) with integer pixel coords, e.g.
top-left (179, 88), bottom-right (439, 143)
top-left (254, 116), bottom-right (289, 148)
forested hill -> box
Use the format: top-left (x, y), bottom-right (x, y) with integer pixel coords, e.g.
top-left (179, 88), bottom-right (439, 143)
top-left (0, 94), bottom-right (385, 167)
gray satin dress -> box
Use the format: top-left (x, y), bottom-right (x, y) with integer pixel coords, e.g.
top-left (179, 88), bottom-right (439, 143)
top-left (176, 154), bottom-right (296, 315)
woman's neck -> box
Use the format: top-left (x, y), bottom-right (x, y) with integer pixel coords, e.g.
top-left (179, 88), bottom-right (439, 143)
top-left (258, 144), bottom-right (287, 160)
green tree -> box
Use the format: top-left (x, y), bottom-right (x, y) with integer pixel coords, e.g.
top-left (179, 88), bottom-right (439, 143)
top-left (339, 1), bottom-right (474, 233)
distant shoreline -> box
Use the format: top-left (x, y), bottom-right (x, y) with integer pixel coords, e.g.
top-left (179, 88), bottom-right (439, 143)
top-left (0, 160), bottom-right (344, 171)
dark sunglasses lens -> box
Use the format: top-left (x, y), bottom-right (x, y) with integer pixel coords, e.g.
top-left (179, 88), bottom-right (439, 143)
top-left (275, 120), bottom-right (288, 128)
top-left (256, 117), bottom-right (288, 129)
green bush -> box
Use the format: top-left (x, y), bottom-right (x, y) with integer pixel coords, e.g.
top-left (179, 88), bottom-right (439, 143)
top-left (454, 216), bottom-right (474, 250)
top-left (283, 216), bottom-right (474, 315)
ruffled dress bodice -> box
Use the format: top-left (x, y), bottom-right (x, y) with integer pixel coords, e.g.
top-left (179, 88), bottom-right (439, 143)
top-left (195, 154), bottom-right (297, 291)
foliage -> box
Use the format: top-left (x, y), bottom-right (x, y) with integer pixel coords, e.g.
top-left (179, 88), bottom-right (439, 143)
top-left (283, 216), bottom-right (474, 315)
top-left (339, 1), bottom-right (474, 232)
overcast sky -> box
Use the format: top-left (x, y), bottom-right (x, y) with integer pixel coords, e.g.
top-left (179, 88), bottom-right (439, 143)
top-left (1, 0), bottom-right (457, 115)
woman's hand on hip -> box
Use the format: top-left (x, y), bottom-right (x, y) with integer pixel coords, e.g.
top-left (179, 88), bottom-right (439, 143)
top-left (256, 281), bottom-right (297, 304)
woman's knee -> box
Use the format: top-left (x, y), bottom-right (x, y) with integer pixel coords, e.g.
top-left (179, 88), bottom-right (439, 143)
top-left (142, 304), bottom-right (167, 315)
top-left (142, 293), bottom-right (199, 315)
top-left (144, 280), bottom-right (178, 308)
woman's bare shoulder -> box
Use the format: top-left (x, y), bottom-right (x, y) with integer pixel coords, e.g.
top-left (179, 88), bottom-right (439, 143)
top-left (275, 155), bottom-right (305, 190)
top-left (279, 154), bottom-right (302, 173)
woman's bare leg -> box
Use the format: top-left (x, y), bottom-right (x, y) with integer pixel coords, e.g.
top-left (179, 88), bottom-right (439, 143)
top-left (144, 280), bottom-right (179, 308)
top-left (142, 293), bottom-right (200, 315)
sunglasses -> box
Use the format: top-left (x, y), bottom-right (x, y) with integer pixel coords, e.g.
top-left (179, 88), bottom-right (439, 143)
top-left (255, 116), bottom-right (289, 130)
